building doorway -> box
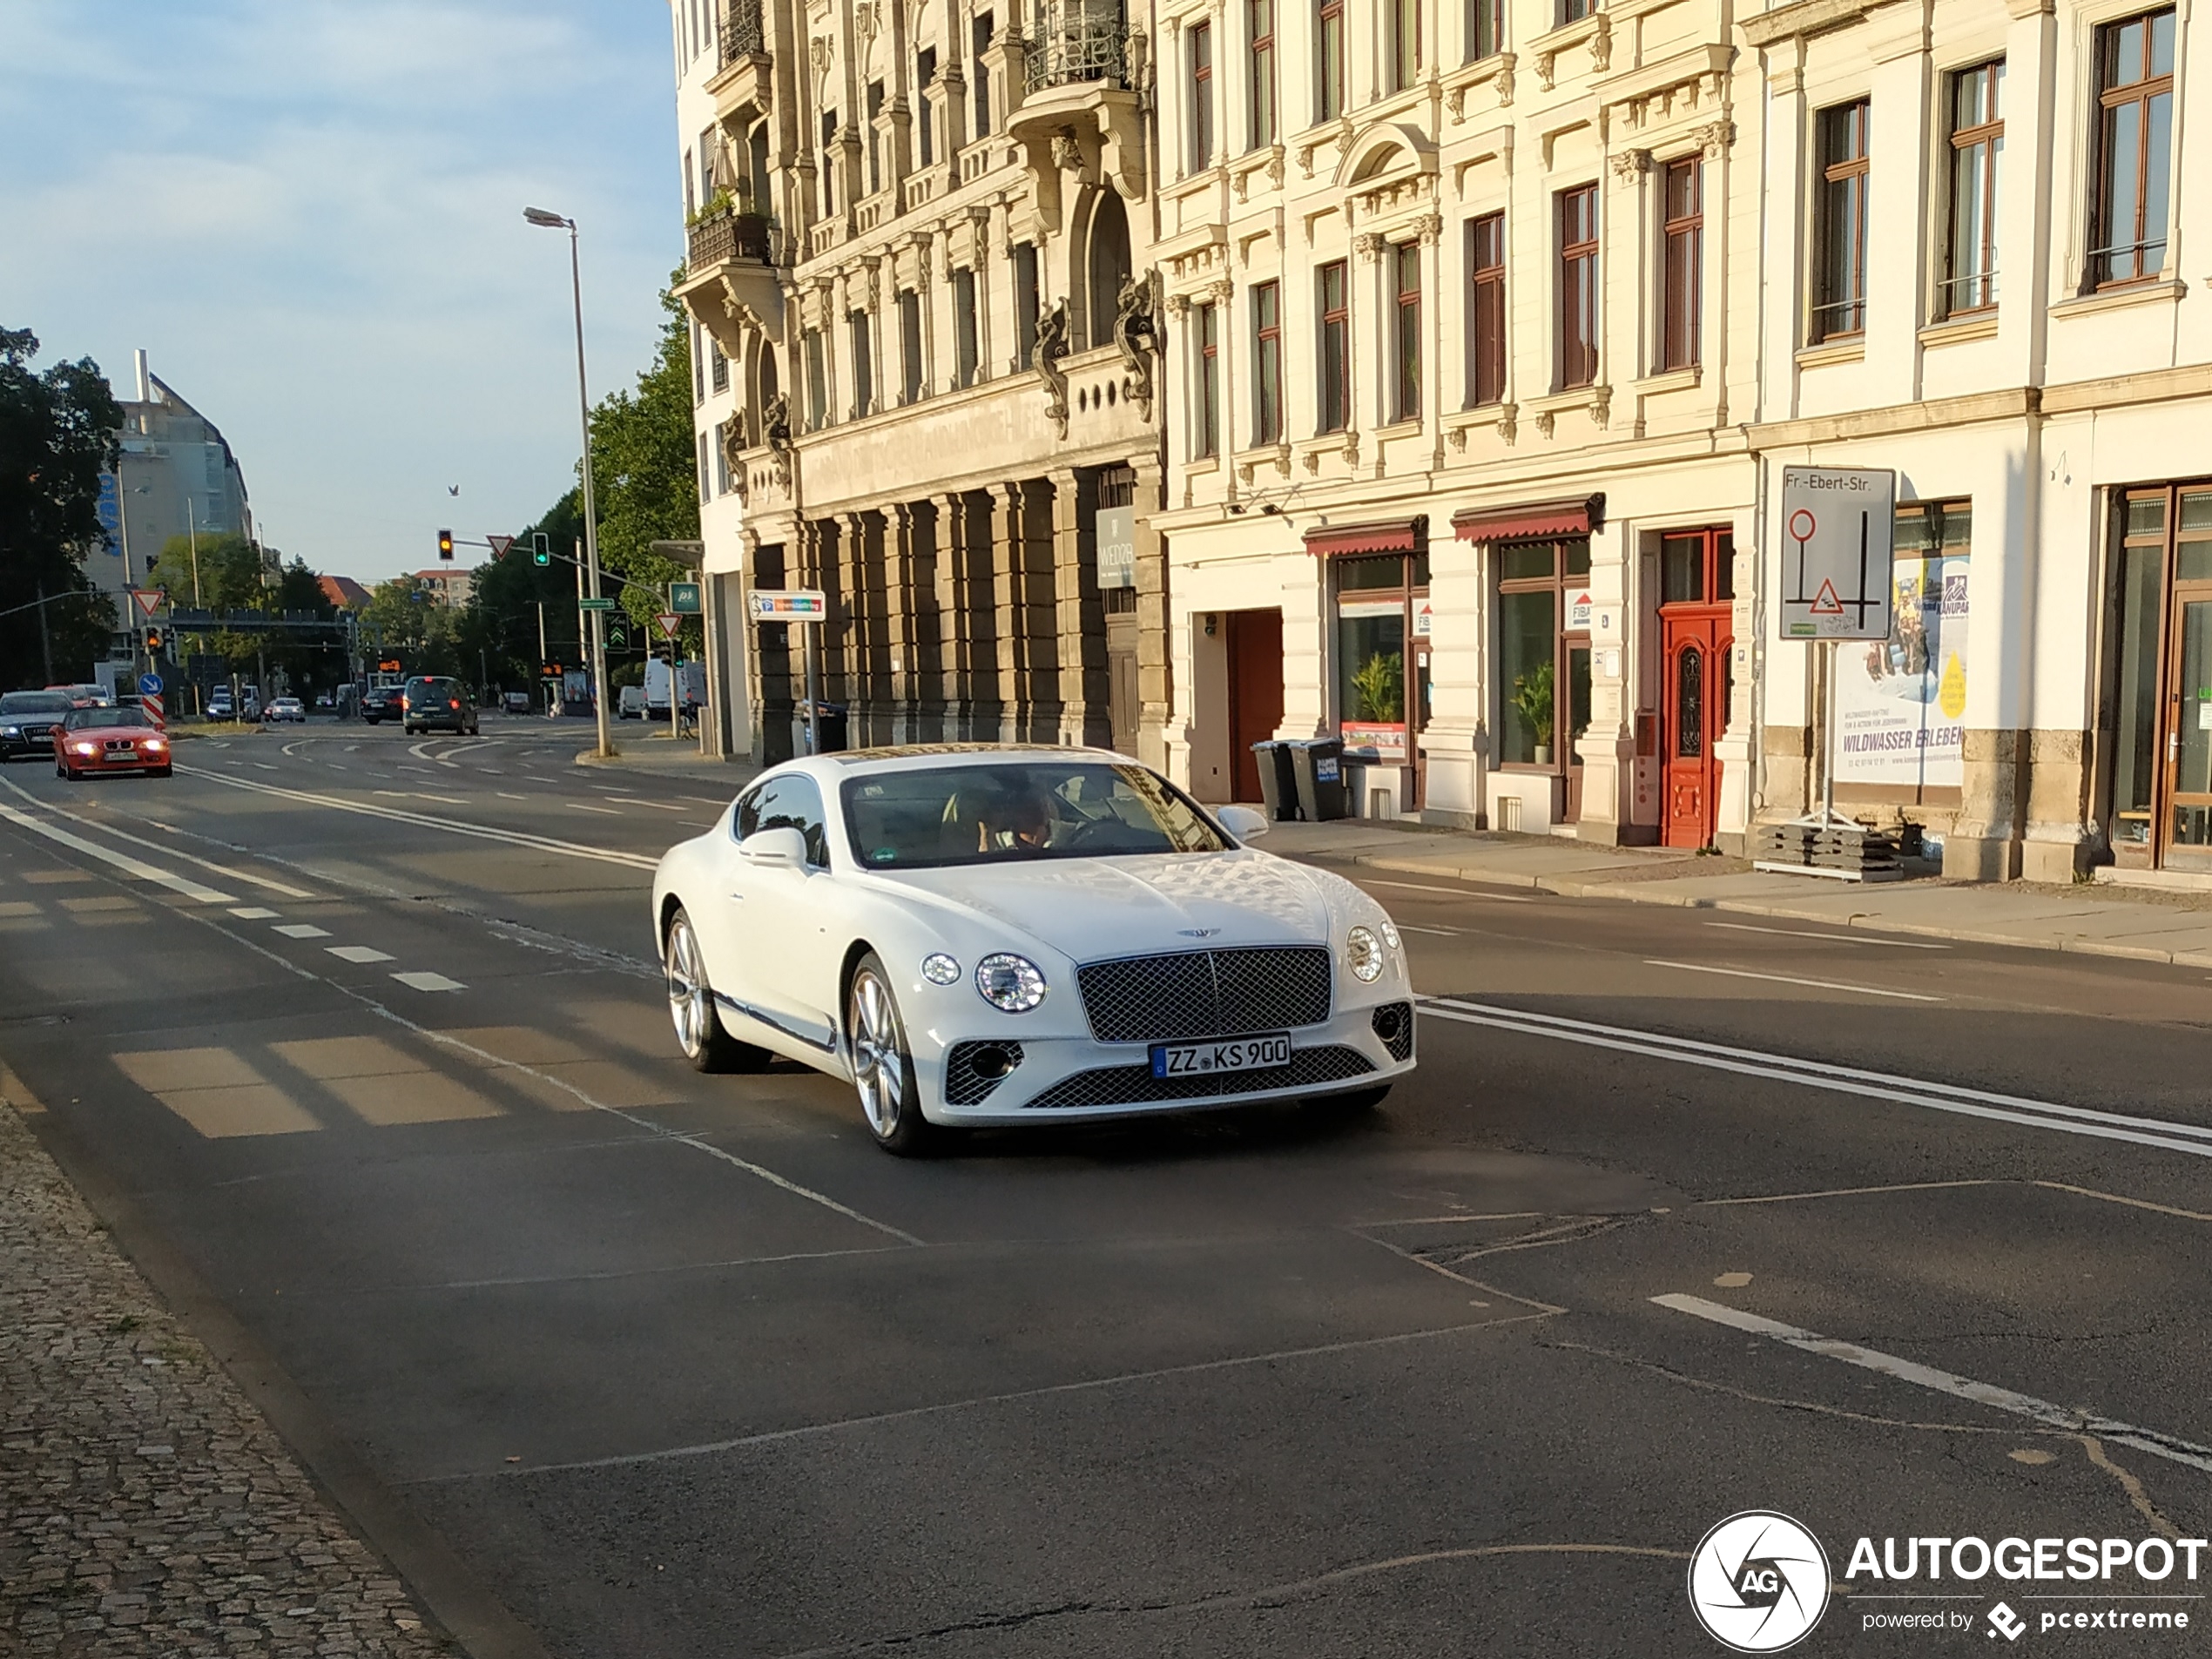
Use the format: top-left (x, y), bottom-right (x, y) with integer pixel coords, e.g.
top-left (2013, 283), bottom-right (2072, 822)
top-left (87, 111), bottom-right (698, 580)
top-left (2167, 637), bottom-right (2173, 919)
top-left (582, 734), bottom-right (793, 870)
top-left (1656, 528), bottom-right (1734, 847)
top-left (1224, 608), bottom-right (1284, 801)
top-left (1495, 536), bottom-right (1593, 824)
top-left (2110, 483), bottom-right (2212, 870)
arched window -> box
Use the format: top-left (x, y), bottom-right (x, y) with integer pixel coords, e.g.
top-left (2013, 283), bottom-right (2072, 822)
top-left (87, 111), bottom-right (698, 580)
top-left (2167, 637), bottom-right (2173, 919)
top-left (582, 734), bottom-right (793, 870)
top-left (1085, 189), bottom-right (1131, 350)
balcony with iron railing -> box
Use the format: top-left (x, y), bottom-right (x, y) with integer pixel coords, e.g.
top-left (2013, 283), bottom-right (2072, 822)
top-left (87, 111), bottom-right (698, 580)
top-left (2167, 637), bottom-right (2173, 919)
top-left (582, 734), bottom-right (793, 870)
top-left (718, 0), bottom-right (765, 65)
top-left (685, 201), bottom-right (780, 271)
top-left (1025, 1), bottom-right (1129, 91)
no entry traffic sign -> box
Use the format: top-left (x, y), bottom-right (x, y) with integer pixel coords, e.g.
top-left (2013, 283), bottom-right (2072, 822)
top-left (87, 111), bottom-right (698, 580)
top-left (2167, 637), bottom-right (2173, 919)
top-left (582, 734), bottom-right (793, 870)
top-left (1777, 467), bottom-right (1895, 640)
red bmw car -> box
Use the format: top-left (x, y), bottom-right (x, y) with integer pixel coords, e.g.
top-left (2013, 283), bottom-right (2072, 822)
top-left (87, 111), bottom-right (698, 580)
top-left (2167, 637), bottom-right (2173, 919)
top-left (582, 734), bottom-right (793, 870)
top-left (52, 705), bottom-right (172, 779)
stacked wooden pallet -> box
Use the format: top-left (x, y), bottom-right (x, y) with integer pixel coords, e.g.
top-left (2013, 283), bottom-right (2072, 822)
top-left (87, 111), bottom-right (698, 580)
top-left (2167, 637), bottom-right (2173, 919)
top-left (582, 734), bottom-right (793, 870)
top-left (1752, 819), bottom-right (1906, 882)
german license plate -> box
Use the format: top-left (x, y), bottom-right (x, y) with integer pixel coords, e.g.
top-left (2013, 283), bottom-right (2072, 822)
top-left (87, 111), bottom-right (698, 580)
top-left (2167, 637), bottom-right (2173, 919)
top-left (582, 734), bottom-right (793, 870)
top-left (1150, 1034), bottom-right (1292, 1079)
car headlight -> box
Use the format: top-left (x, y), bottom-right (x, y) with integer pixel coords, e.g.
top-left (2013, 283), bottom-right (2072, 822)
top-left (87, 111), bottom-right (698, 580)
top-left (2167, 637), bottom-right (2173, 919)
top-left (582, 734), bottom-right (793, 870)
top-left (144, 738), bottom-right (167, 750)
top-left (921, 952), bottom-right (961, 986)
top-left (974, 953), bottom-right (1047, 1013)
top-left (1345, 925), bottom-right (1386, 983)
top-left (1379, 920), bottom-right (1401, 950)
top-left (0, 725), bottom-right (17, 738)
top-left (71, 742), bottom-right (97, 754)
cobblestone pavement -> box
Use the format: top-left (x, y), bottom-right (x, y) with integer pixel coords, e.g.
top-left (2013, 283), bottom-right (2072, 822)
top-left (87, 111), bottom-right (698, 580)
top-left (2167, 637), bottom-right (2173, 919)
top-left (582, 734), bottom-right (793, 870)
top-left (0, 1101), bottom-right (453, 1658)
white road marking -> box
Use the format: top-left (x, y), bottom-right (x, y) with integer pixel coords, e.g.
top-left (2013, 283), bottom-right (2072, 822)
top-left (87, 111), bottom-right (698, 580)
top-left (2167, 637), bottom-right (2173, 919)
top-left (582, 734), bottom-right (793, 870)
top-left (176, 768), bottom-right (660, 871)
top-left (680, 796), bottom-right (729, 808)
top-left (679, 820), bottom-right (715, 828)
top-left (1652, 1293), bottom-right (2212, 1476)
top-left (496, 792), bottom-right (529, 801)
top-left (568, 803), bottom-right (621, 815)
top-left (229, 907), bottom-right (280, 921)
top-left (326, 945), bottom-right (395, 963)
top-left (1361, 878), bottom-right (1535, 903)
top-left (1706, 921), bottom-right (1952, 951)
top-left (391, 970), bottom-right (465, 992)
top-left (252, 763), bottom-right (279, 772)
top-left (281, 741), bottom-right (308, 757)
top-left (374, 789), bottom-right (469, 806)
top-left (1396, 924), bottom-right (1463, 936)
top-left (1422, 998), bottom-right (2212, 1159)
top-left (273, 923), bottom-right (330, 939)
top-left (0, 803), bottom-right (235, 903)
top-left (622, 799), bottom-right (689, 813)
top-left (1643, 959), bottom-right (1944, 1002)
top-left (2, 796), bottom-right (318, 898)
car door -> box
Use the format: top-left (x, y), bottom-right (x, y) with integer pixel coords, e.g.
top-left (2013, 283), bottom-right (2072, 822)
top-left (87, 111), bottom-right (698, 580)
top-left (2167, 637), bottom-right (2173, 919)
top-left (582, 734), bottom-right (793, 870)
top-left (703, 773), bottom-right (843, 1057)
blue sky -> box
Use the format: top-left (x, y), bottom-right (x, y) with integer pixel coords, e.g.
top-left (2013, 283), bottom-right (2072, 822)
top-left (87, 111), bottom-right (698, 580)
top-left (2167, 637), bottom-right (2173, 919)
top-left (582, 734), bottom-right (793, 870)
top-left (1, 0), bottom-right (681, 583)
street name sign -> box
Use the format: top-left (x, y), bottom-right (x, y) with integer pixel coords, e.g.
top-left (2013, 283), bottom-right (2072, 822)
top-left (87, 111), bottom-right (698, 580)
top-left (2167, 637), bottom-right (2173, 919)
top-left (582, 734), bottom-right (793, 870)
top-left (1778, 466), bottom-right (1896, 640)
top-left (669, 582), bottom-right (702, 614)
top-left (656, 612), bottom-right (684, 639)
top-left (577, 596), bottom-right (617, 611)
top-left (749, 590), bottom-right (828, 623)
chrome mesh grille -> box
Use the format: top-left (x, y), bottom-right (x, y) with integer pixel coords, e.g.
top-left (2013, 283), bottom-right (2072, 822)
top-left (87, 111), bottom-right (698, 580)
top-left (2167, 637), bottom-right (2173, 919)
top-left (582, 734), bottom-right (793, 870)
top-left (1371, 1002), bottom-right (1414, 1063)
top-left (1075, 946), bottom-right (1332, 1044)
top-left (1019, 1045), bottom-right (1374, 1111)
top-left (943, 1041), bottom-right (1023, 1107)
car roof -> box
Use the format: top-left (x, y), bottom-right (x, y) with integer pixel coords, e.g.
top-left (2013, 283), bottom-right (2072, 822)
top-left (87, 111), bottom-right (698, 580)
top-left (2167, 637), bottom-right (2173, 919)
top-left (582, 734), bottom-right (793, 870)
top-left (772, 744), bottom-right (1136, 782)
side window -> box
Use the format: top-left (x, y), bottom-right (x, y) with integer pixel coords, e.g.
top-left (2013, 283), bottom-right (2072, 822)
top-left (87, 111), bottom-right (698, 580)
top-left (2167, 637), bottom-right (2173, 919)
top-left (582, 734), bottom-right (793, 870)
top-left (735, 774), bottom-right (831, 867)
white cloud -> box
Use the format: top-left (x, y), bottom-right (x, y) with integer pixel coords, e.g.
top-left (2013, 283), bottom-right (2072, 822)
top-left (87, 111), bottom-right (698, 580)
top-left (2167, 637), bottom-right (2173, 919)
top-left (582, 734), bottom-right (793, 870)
top-left (0, 0), bottom-right (684, 579)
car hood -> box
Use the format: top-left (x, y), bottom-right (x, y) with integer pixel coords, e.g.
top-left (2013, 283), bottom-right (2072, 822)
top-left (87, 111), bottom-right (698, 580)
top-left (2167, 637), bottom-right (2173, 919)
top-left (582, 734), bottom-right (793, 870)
top-left (60, 725), bottom-right (160, 739)
top-left (867, 850), bottom-right (1349, 962)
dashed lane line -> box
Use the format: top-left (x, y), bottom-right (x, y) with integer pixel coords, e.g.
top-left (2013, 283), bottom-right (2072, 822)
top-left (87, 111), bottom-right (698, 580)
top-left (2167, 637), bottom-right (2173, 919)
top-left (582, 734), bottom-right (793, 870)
top-left (1422, 998), bottom-right (2212, 1160)
top-left (174, 766), bottom-right (660, 872)
top-left (0, 803), bottom-right (235, 903)
top-left (1705, 921), bottom-right (1952, 951)
top-left (1653, 1293), bottom-right (2212, 1477)
top-left (567, 804), bottom-right (621, 815)
top-left (1642, 958), bottom-right (1944, 1002)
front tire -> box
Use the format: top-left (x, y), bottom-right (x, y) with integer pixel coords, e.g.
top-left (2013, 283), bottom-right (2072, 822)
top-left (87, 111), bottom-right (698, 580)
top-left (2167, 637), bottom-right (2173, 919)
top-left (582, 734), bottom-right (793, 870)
top-left (847, 952), bottom-right (936, 1157)
top-left (664, 905), bottom-right (765, 1073)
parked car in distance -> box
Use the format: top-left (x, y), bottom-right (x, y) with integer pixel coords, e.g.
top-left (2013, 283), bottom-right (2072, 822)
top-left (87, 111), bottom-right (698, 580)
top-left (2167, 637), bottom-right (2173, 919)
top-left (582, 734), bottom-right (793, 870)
top-left (265, 696), bottom-right (307, 723)
top-left (239, 686), bottom-right (262, 721)
top-left (0, 691), bottom-right (75, 761)
top-left (618, 685), bottom-right (647, 720)
top-left (361, 685), bottom-right (401, 724)
top-left (401, 676), bottom-right (478, 736)
top-left (53, 705), bottom-right (172, 779)
top-left (206, 690), bottom-right (236, 721)
top-left (502, 690), bottom-right (531, 714)
top-left (49, 683), bottom-right (111, 707)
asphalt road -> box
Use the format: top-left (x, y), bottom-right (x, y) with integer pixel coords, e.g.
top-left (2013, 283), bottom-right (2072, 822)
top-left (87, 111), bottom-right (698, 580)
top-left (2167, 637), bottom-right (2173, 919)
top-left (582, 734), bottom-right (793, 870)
top-left (3, 718), bottom-right (2208, 1657)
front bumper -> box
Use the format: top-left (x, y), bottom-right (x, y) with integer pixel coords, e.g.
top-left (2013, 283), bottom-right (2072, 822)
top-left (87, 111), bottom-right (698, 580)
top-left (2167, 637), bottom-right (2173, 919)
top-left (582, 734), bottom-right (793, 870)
top-left (59, 743), bottom-right (168, 772)
top-left (2, 731), bottom-right (57, 759)
top-left (915, 1000), bottom-right (1418, 1126)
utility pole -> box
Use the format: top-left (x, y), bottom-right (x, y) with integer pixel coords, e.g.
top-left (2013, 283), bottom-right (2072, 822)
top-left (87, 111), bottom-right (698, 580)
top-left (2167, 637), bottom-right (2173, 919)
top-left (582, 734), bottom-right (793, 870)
top-left (36, 583), bottom-right (52, 685)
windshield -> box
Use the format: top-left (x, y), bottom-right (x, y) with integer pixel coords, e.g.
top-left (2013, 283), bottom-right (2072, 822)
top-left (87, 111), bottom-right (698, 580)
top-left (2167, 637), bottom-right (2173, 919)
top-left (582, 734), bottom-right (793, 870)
top-left (840, 762), bottom-right (1230, 869)
top-left (1, 692), bottom-right (71, 714)
top-left (61, 707), bottom-right (132, 731)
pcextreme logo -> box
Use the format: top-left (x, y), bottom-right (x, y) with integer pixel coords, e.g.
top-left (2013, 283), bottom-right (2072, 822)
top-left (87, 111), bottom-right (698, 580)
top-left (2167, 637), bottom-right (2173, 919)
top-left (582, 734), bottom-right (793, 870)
top-left (1689, 1511), bottom-right (1833, 1653)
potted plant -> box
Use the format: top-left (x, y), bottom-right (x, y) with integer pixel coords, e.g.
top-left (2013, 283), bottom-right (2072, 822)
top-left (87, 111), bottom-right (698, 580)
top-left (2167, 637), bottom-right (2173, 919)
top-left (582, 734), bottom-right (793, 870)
top-left (1350, 650), bottom-right (1404, 725)
top-left (1513, 660), bottom-right (1555, 765)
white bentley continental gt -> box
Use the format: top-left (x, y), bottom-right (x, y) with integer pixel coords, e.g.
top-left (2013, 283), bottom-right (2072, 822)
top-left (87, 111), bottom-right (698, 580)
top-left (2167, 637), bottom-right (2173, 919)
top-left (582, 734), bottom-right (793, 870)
top-left (651, 746), bottom-right (1417, 1153)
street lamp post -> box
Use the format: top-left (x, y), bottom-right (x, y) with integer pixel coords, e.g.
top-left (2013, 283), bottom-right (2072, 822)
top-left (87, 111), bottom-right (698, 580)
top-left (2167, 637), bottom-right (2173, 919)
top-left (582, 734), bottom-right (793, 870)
top-left (524, 206), bottom-right (615, 760)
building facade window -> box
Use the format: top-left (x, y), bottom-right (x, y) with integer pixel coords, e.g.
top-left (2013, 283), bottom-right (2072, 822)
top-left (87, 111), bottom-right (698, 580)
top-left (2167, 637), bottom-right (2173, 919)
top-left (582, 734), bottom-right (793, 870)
top-left (711, 337), bottom-right (730, 394)
top-left (1335, 548), bottom-right (1430, 767)
top-left (849, 312), bottom-right (873, 416)
top-left (1467, 212), bottom-right (1505, 406)
top-left (866, 80), bottom-right (885, 194)
top-left (1944, 61), bottom-right (2004, 314)
top-left (1317, 0), bottom-right (1345, 122)
top-left (1496, 536), bottom-right (1593, 769)
top-left (2091, 9), bottom-right (2175, 287)
top-left (698, 430), bottom-right (711, 502)
top-left (1467, 0), bottom-right (1501, 62)
top-left (917, 50), bottom-right (937, 166)
top-left (713, 421), bottom-right (732, 496)
top-left (899, 290), bottom-right (924, 403)
top-left (1250, 0), bottom-right (1278, 148)
top-left (1556, 183), bottom-right (1599, 389)
top-left (1318, 260), bottom-right (1350, 433)
top-left (1392, 241), bottom-right (1422, 422)
top-left (953, 268), bottom-right (981, 388)
top-left (1558, 0), bottom-right (1591, 23)
top-left (1660, 157), bottom-right (1702, 371)
top-left (1195, 301), bottom-right (1221, 458)
top-left (1014, 242), bottom-right (1041, 368)
top-left (804, 329), bottom-right (828, 429)
top-left (1813, 98), bottom-right (1871, 340)
top-left (819, 111), bottom-right (838, 216)
top-left (1391, 0), bottom-right (1420, 92)
top-left (1252, 280), bottom-right (1283, 443)
top-left (691, 320), bottom-right (706, 404)
top-left (972, 12), bottom-right (994, 137)
top-left (1189, 21), bottom-right (1215, 172)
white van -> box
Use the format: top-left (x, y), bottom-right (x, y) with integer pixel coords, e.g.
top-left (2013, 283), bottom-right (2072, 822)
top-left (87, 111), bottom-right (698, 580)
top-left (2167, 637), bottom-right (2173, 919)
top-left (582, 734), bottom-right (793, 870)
top-left (617, 685), bottom-right (647, 719)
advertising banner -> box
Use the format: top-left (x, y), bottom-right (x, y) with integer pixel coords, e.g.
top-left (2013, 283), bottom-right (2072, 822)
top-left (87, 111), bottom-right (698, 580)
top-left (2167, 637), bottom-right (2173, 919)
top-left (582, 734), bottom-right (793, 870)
top-left (1833, 552), bottom-right (1969, 787)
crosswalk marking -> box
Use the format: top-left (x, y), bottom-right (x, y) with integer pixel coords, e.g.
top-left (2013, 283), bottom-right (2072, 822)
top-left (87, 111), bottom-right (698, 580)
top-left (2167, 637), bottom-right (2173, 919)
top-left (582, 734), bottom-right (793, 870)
top-left (391, 970), bottom-right (466, 993)
top-left (326, 945), bottom-right (394, 963)
top-left (273, 923), bottom-right (331, 939)
top-left (229, 906), bottom-right (280, 920)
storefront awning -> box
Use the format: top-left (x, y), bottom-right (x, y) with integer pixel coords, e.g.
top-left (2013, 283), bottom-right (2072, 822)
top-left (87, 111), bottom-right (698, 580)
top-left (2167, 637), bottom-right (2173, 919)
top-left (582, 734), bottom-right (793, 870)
top-left (1450, 493), bottom-right (1605, 544)
top-left (1301, 517), bottom-right (1425, 556)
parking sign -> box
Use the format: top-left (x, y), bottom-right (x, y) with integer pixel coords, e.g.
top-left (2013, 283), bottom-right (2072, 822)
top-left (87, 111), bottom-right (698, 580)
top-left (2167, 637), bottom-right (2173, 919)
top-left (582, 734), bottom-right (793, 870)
top-left (1777, 466), bottom-right (1895, 640)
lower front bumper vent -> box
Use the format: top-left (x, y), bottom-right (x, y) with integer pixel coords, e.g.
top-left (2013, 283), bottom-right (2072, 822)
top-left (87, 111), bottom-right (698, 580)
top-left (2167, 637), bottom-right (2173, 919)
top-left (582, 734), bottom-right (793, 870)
top-left (1370, 1001), bottom-right (1414, 1062)
top-left (944, 1040), bottom-right (1024, 1106)
top-left (1019, 1045), bottom-right (1375, 1111)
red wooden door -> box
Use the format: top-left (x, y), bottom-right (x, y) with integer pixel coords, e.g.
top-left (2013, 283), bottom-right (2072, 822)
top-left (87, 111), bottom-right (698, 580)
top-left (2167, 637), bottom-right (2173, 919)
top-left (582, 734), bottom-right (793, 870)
top-left (1662, 614), bottom-right (1731, 846)
top-left (1226, 609), bottom-right (1285, 802)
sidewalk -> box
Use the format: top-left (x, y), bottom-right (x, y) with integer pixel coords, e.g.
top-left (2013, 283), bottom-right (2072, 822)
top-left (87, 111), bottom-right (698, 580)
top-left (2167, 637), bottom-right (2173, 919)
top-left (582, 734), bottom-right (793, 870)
top-left (0, 1096), bottom-right (449, 1658)
top-left (1264, 818), bottom-right (2212, 968)
top-left (571, 732), bottom-right (756, 785)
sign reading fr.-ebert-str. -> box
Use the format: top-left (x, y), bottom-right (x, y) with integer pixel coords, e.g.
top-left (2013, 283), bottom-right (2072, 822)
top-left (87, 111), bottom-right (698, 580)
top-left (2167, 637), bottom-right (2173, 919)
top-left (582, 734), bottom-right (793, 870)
top-left (1778, 466), bottom-right (1896, 641)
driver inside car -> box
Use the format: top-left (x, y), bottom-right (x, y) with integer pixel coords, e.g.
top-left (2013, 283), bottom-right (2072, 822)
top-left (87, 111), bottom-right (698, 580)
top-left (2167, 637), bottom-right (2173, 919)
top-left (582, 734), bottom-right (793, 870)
top-left (976, 782), bottom-right (1055, 854)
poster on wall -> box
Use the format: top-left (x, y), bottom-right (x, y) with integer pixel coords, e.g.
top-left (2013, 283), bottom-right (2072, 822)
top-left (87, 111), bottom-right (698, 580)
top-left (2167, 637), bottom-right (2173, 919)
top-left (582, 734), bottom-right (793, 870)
top-left (1340, 720), bottom-right (1407, 761)
top-left (1832, 554), bottom-right (1969, 787)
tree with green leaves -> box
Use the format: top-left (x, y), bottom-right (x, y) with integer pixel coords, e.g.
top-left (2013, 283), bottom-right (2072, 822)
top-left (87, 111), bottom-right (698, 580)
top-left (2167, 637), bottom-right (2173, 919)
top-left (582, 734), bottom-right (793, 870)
top-left (0, 327), bottom-right (121, 687)
top-left (147, 531), bottom-right (264, 611)
top-left (588, 286), bottom-right (704, 657)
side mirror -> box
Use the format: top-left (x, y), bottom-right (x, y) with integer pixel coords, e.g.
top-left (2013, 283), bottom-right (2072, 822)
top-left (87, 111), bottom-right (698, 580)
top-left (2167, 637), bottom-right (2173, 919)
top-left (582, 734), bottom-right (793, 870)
top-left (1217, 804), bottom-right (1270, 840)
top-left (738, 826), bottom-right (808, 867)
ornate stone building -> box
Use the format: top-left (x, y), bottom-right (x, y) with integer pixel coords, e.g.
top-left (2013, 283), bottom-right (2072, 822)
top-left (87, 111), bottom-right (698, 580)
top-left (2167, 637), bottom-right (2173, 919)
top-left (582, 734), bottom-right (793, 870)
top-left (670, 0), bottom-right (1170, 764)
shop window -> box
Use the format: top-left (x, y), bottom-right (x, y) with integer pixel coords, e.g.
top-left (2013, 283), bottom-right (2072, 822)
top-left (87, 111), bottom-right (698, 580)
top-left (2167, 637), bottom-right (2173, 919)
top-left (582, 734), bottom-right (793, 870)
top-left (1333, 550), bottom-right (1431, 766)
top-left (2111, 485), bottom-right (2212, 856)
top-left (2090, 10), bottom-right (2175, 287)
top-left (1496, 537), bottom-right (1592, 768)
top-left (1944, 60), bottom-right (2004, 314)
top-left (1813, 98), bottom-right (1871, 341)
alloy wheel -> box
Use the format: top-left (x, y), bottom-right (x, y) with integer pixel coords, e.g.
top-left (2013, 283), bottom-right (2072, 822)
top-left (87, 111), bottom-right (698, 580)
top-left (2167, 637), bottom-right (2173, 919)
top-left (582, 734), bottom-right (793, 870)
top-left (849, 968), bottom-right (905, 1137)
top-left (666, 914), bottom-right (711, 1058)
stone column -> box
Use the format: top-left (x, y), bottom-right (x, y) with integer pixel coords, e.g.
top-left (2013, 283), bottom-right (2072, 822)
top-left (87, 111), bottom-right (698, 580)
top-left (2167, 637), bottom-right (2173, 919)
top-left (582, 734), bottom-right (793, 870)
top-left (1022, 478), bottom-right (1063, 743)
top-left (988, 481), bottom-right (1025, 742)
top-left (1049, 467), bottom-right (1109, 747)
top-left (929, 492), bottom-right (969, 738)
top-left (882, 503), bottom-right (920, 744)
top-left (1131, 458), bottom-right (1172, 771)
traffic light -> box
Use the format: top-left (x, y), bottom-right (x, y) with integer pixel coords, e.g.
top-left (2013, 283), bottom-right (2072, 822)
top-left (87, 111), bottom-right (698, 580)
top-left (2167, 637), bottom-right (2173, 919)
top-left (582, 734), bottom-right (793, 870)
top-left (144, 627), bottom-right (161, 654)
top-left (532, 532), bottom-right (550, 567)
top-left (437, 529), bottom-right (455, 561)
